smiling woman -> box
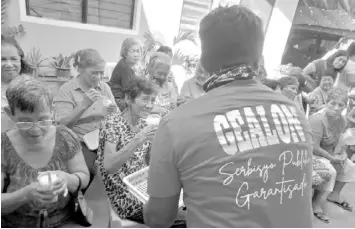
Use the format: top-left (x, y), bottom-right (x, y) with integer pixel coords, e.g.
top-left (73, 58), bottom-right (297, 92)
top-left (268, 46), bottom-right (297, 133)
top-left (1, 35), bottom-right (32, 132)
top-left (1, 75), bottom-right (90, 227)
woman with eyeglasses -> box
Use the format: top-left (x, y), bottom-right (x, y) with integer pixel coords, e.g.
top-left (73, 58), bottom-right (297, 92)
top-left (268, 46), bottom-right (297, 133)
top-left (309, 88), bottom-right (355, 223)
top-left (1, 76), bottom-right (90, 227)
top-left (108, 38), bottom-right (143, 111)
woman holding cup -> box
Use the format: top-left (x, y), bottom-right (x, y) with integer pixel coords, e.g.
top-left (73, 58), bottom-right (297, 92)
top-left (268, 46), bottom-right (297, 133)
top-left (1, 76), bottom-right (90, 227)
top-left (54, 49), bottom-right (118, 178)
top-left (309, 88), bottom-right (355, 223)
top-left (96, 77), bottom-right (159, 224)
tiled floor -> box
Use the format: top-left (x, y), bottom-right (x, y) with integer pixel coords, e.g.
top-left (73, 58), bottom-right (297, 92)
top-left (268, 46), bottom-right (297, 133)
top-left (314, 182), bottom-right (355, 228)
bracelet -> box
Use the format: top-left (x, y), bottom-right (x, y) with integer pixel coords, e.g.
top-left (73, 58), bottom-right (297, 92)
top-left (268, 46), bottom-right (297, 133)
top-left (72, 173), bottom-right (82, 194)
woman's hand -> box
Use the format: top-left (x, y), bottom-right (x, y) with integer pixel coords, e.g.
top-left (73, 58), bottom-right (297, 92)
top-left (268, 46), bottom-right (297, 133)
top-left (50, 171), bottom-right (69, 196)
top-left (86, 89), bottom-right (102, 101)
top-left (104, 103), bottom-right (119, 115)
top-left (331, 154), bottom-right (347, 167)
top-left (26, 183), bottom-right (58, 205)
top-left (136, 125), bottom-right (158, 142)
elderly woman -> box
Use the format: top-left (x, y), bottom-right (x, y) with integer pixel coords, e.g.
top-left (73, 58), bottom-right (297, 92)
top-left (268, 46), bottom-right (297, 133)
top-left (108, 38), bottom-right (143, 111)
top-left (54, 49), bottom-right (117, 178)
top-left (156, 45), bottom-right (179, 95)
top-left (308, 74), bottom-right (334, 116)
top-left (1, 76), bottom-right (90, 227)
top-left (1, 35), bottom-right (31, 132)
top-left (303, 50), bottom-right (348, 87)
top-left (96, 77), bottom-right (157, 223)
top-left (146, 52), bottom-right (177, 115)
top-left (180, 61), bottom-right (209, 101)
top-left (309, 88), bottom-right (355, 223)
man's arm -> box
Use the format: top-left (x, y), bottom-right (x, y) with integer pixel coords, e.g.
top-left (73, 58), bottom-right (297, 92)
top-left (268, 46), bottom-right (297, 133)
top-left (144, 118), bottom-right (181, 227)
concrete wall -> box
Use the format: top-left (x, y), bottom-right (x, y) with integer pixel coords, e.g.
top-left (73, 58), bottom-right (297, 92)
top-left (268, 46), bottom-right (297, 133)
top-left (6, 0), bottom-right (184, 65)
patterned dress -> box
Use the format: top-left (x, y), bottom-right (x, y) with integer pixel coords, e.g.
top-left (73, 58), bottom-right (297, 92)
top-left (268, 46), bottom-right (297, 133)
top-left (96, 113), bottom-right (150, 223)
top-left (1, 126), bottom-right (81, 228)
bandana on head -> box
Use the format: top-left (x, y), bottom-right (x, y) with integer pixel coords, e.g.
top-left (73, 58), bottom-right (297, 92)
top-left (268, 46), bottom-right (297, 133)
top-left (203, 64), bottom-right (258, 92)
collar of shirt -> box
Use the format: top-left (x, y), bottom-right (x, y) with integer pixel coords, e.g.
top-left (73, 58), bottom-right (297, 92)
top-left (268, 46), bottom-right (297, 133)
top-left (72, 76), bottom-right (103, 92)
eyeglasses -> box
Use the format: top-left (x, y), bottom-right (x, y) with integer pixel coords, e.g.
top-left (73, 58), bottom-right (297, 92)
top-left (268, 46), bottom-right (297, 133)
top-left (16, 120), bottom-right (54, 129)
top-left (128, 49), bottom-right (142, 54)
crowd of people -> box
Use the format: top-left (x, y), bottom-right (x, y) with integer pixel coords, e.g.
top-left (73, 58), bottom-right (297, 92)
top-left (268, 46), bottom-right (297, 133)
top-left (1, 4), bottom-right (355, 228)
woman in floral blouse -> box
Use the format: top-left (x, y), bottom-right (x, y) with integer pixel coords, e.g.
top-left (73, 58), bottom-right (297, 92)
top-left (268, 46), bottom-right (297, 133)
top-left (96, 77), bottom-right (158, 223)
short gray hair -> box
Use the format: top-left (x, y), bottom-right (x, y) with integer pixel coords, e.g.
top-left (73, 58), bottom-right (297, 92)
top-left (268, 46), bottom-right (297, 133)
top-left (6, 75), bottom-right (53, 115)
top-left (120, 38), bottom-right (142, 58)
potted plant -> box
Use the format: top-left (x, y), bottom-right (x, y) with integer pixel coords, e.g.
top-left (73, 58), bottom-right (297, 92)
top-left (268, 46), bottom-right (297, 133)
top-left (49, 53), bottom-right (73, 80)
top-left (25, 47), bottom-right (47, 77)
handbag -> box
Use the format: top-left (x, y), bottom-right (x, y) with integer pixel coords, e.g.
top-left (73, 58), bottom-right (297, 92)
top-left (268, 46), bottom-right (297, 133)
top-left (71, 174), bottom-right (94, 227)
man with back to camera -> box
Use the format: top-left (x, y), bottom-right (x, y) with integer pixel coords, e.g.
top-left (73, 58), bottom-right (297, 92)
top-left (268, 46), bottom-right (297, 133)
top-left (143, 5), bottom-right (314, 228)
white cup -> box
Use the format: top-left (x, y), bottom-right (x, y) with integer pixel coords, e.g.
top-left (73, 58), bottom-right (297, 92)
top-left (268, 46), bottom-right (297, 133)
top-left (343, 128), bottom-right (355, 146)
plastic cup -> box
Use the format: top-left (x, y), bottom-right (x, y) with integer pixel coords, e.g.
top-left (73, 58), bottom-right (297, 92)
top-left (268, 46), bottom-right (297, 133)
top-left (145, 115), bottom-right (161, 126)
top-left (37, 172), bottom-right (59, 202)
top-left (343, 128), bottom-right (355, 146)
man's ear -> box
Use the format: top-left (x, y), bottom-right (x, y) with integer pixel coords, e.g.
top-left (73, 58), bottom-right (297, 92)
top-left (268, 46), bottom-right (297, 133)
top-left (3, 106), bottom-right (14, 121)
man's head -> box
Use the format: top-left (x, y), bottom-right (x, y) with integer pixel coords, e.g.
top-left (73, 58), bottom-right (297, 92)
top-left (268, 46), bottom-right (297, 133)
top-left (199, 5), bottom-right (264, 75)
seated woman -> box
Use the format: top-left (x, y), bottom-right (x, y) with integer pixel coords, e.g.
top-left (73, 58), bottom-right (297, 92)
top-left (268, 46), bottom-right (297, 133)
top-left (180, 61), bottom-right (210, 101)
top-left (108, 38), bottom-right (143, 111)
top-left (308, 74), bottom-right (334, 116)
top-left (1, 35), bottom-right (31, 132)
top-left (96, 78), bottom-right (185, 227)
top-left (54, 49), bottom-right (118, 177)
top-left (146, 52), bottom-right (177, 115)
top-left (1, 76), bottom-right (90, 227)
top-left (309, 88), bottom-right (355, 223)
top-left (303, 50), bottom-right (348, 87)
top-left (156, 45), bottom-right (179, 95)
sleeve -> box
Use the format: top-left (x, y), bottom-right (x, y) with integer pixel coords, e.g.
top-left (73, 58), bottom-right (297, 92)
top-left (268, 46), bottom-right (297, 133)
top-left (108, 63), bottom-right (124, 100)
top-left (1, 134), bottom-right (8, 174)
top-left (308, 114), bottom-right (324, 147)
top-left (53, 87), bottom-right (75, 120)
top-left (303, 62), bottom-right (316, 76)
top-left (109, 62), bottom-right (122, 85)
top-left (147, 118), bottom-right (181, 198)
top-left (100, 114), bottom-right (121, 145)
top-left (60, 127), bottom-right (82, 160)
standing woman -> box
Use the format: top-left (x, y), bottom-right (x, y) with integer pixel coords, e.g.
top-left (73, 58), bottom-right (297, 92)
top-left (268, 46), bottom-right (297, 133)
top-left (108, 38), bottom-right (143, 111)
top-left (303, 50), bottom-right (348, 87)
top-left (1, 36), bottom-right (31, 132)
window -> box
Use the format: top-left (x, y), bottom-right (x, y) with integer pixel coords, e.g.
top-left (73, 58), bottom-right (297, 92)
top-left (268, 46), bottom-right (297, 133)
top-left (25, 0), bottom-right (136, 29)
top-left (179, 0), bottom-right (214, 34)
